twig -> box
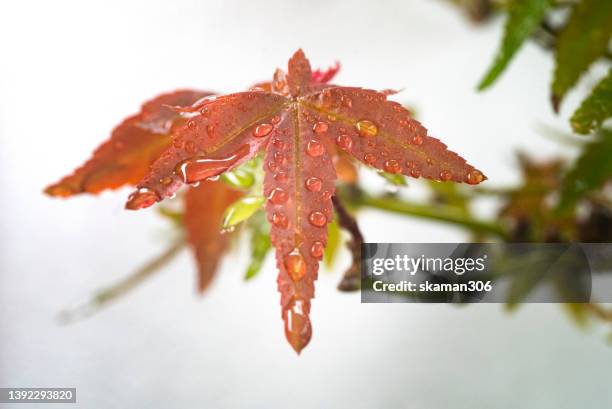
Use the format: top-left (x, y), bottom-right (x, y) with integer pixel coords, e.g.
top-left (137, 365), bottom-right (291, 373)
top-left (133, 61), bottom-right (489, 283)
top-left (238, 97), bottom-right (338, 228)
top-left (332, 195), bottom-right (364, 292)
top-left (345, 187), bottom-right (509, 239)
top-left (58, 237), bottom-right (185, 323)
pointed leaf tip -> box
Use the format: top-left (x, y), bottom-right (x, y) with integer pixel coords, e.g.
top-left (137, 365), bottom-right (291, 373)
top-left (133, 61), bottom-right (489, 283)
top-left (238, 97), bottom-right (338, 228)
top-left (300, 87), bottom-right (485, 185)
top-left (45, 90), bottom-right (212, 198)
top-left (283, 299), bottom-right (313, 354)
top-left (570, 67), bottom-right (612, 134)
top-left (184, 181), bottom-right (242, 292)
top-left (287, 49), bottom-right (312, 97)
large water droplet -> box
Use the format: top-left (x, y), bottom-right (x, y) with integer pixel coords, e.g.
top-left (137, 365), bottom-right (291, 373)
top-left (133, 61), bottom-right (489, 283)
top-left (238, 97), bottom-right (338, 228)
top-left (253, 123), bottom-right (273, 137)
top-left (305, 177), bottom-right (322, 192)
top-left (272, 212), bottom-right (288, 228)
top-left (355, 120), bottom-right (378, 137)
top-left (284, 299), bottom-right (312, 354)
top-left (284, 248), bottom-right (306, 281)
top-left (125, 188), bottom-right (160, 210)
top-left (313, 121), bottom-right (329, 134)
top-left (439, 170), bottom-right (452, 181)
top-left (310, 241), bottom-right (324, 259)
top-left (466, 170), bottom-right (484, 185)
top-left (306, 140), bottom-right (325, 157)
top-left (335, 134), bottom-right (352, 150)
top-left (187, 120), bottom-right (196, 130)
top-left (268, 187), bottom-right (288, 204)
top-left (177, 145), bottom-right (249, 184)
top-left (383, 159), bottom-right (401, 173)
top-left (271, 115), bottom-right (281, 124)
top-left (309, 211), bottom-right (327, 227)
top-left (410, 167), bottom-right (421, 178)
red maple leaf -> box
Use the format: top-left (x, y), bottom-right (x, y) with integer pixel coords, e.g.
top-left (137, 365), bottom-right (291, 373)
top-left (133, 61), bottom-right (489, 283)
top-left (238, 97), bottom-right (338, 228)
top-left (46, 50), bottom-right (485, 354)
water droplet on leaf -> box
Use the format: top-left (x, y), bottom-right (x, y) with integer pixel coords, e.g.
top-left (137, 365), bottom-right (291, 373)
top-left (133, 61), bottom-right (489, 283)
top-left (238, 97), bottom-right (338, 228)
top-left (440, 170), bottom-right (452, 181)
top-left (355, 120), bottom-right (378, 137)
top-left (309, 211), bottom-right (327, 227)
top-left (125, 188), bottom-right (160, 210)
top-left (383, 159), bottom-right (401, 173)
top-left (177, 145), bottom-right (249, 184)
top-left (305, 177), bottom-right (323, 192)
top-left (272, 212), bottom-right (288, 228)
top-left (313, 121), bottom-right (329, 134)
top-left (306, 140), bottom-right (325, 157)
top-left (466, 170), bottom-right (484, 185)
top-left (284, 248), bottom-right (306, 281)
top-left (275, 172), bottom-right (289, 183)
top-left (335, 134), bottom-right (352, 150)
top-left (268, 187), bottom-right (288, 204)
top-left (253, 123), bottom-right (273, 137)
top-left (310, 241), bottom-right (324, 259)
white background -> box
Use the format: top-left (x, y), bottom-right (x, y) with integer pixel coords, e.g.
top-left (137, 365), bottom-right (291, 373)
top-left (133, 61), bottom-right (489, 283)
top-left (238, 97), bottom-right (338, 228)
top-left (1, 1), bottom-right (611, 408)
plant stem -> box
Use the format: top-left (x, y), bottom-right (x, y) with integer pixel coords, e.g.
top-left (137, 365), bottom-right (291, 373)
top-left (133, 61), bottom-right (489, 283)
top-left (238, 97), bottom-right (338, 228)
top-left (332, 195), bottom-right (364, 292)
top-left (58, 237), bottom-right (185, 323)
top-left (347, 188), bottom-right (508, 239)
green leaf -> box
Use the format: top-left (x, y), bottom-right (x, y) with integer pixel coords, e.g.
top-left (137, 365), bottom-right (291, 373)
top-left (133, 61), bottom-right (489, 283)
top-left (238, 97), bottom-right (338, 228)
top-left (378, 171), bottom-right (407, 186)
top-left (557, 129), bottom-right (612, 212)
top-left (551, 0), bottom-right (612, 111)
top-left (245, 216), bottom-right (271, 280)
top-left (157, 206), bottom-right (183, 226)
top-left (478, 0), bottom-right (552, 90)
top-left (571, 68), bottom-right (612, 134)
top-left (221, 168), bottom-right (255, 189)
top-left (221, 196), bottom-right (264, 228)
top-left (324, 216), bottom-right (341, 268)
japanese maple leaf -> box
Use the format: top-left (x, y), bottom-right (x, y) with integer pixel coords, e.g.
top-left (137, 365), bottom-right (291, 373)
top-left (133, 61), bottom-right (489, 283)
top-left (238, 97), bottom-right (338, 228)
top-left (44, 90), bottom-right (241, 292)
top-left (116, 50), bottom-right (485, 353)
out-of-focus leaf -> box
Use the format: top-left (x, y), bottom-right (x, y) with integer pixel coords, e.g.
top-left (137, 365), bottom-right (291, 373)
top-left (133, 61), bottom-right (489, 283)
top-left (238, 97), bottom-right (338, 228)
top-left (221, 167), bottom-right (256, 189)
top-left (427, 180), bottom-right (469, 214)
top-left (245, 212), bottom-right (272, 280)
top-left (557, 129), bottom-right (612, 212)
top-left (334, 152), bottom-right (358, 184)
top-left (563, 303), bottom-right (590, 328)
top-left (184, 181), bottom-right (242, 293)
top-left (157, 206), bottom-right (183, 226)
top-left (45, 90), bottom-right (212, 197)
top-left (551, 0), bottom-right (612, 111)
top-left (378, 171), bottom-right (407, 186)
top-left (324, 216), bottom-right (341, 268)
top-left (571, 68), bottom-right (612, 134)
top-left (478, 0), bottom-right (552, 90)
top-left (222, 196), bottom-right (265, 228)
